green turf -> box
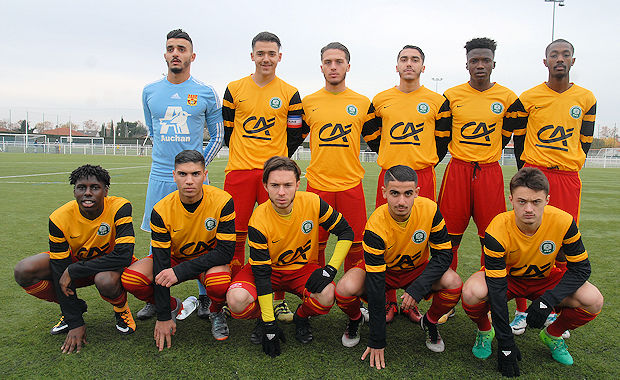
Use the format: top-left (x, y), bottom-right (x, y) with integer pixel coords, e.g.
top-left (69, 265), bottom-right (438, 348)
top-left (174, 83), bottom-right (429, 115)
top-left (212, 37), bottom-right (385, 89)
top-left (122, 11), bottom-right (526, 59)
top-left (1, 153), bottom-right (618, 378)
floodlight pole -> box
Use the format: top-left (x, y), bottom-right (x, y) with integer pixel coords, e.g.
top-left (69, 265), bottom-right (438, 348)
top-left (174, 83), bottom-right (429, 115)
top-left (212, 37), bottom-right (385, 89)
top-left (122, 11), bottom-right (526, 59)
top-left (432, 77), bottom-right (443, 93)
top-left (69, 115), bottom-right (72, 154)
top-left (545, 0), bottom-right (565, 41)
top-left (25, 111), bottom-right (29, 153)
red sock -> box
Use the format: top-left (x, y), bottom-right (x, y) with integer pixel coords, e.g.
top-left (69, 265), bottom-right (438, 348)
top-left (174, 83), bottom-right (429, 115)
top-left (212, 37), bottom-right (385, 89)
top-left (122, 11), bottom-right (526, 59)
top-left (24, 280), bottom-right (57, 303)
top-left (547, 307), bottom-right (598, 337)
top-left (204, 271), bottom-right (231, 313)
top-left (450, 245), bottom-right (459, 271)
top-left (386, 288), bottom-right (398, 304)
top-left (230, 301), bottom-right (261, 320)
top-left (274, 291), bottom-right (286, 301)
top-left (344, 242), bottom-right (363, 272)
top-left (297, 289), bottom-right (332, 318)
top-left (317, 242), bottom-right (327, 267)
top-left (427, 286), bottom-right (462, 323)
top-left (100, 291), bottom-right (128, 308)
top-left (121, 269), bottom-right (154, 303)
top-left (515, 298), bottom-right (528, 313)
top-left (463, 300), bottom-right (491, 331)
top-left (335, 290), bottom-right (361, 320)
top-left (231, 232), bottom-right (247, 278)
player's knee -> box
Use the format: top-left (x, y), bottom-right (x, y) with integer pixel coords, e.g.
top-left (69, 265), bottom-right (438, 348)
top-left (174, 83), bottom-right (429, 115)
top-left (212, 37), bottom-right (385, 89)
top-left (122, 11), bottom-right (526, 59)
top-left (462, 276), bottom-right (486, 304)
top-left (317, 283), bottom-right (335, 306)
top-left (589, 286), bottom-right (604, 314)
top-left (94, 272), bottom-right (122, 297)
top-left (442, 269), bottom-right (463, 290)
top-left (14, 259), bottom-right (35, 286)
top-left (226, 287), bottom-right (253, 313)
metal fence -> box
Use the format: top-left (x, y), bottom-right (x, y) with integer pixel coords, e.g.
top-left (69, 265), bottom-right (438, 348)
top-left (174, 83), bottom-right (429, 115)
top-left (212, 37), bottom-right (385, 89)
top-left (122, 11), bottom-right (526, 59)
top-left (2, 141), bottom-right (619, 168)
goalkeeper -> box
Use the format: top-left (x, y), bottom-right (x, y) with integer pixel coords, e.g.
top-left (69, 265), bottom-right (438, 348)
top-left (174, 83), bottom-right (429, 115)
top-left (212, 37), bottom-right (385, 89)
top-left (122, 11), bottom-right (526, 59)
top-left (225, 156), bottom-right (354, 358)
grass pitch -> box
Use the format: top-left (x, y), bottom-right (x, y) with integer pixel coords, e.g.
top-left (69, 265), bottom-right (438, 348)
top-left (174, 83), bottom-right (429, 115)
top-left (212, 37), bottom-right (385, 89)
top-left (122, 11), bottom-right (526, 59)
top-left (1, 153), bottom-right (618, 379)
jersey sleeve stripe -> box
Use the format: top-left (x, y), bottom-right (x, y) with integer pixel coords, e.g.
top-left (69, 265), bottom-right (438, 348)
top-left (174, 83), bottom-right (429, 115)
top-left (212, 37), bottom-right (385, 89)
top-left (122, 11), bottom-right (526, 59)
top-left (484, 268), bottom-right (507, 278)
top-left (115, 236), bottom-right (135, 245)
top-left (216, 232), bottom-right (236, 242)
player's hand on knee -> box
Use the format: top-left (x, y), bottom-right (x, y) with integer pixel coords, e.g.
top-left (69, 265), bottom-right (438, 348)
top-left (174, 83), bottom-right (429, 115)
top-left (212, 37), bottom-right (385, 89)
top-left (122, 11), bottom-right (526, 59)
top-left (154, 320), bottom-right (176, 351)
top-left (400, 291), bottom-right (417, 311)
top-left (262, 320), bottom-right (286, 358)
top-left (61, 325), bottom-right (87, 354)
top-left (305, 265), bottom-right (337, 294)
top-left (497, 342), bottom-right (521, 377)
top-left (155, 268), bottom-right (179, 288)
top-left (361, 347), bottom-right (385, 369)
top-left (59, 269), bottom-right (74, 296)
top-left (525, 297), bottom-right (552, 329)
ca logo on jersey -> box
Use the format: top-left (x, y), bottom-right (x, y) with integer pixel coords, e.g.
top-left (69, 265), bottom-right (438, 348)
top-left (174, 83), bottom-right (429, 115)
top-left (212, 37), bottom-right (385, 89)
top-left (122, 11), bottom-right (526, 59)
top-left (242, 116), bottom-right (276, 140)
top-left (270, 97), bottom-right (282, 109)
top-left (204, 217), bottom-right (217, 231)
top-left (390, 121), bottom-right (424, 145)
top-left (569, 105), bottom-right (582, 119)
top-left (346, 104), bottom-right (358, 116)
top-left (460, 121), bottom-right (495, 146)
top-left (301, 220), bottom-right (314, 234)
top-left (159, 106), bottom-right (191, 141)
top-left (535, 125), bottom-right (574, 152)
top-left (417, 102), bottom-right (430, 114)
top-left (187, 94), bottom-right (198, 106)
top-left (412, 230), bottom-right (427, 244)
top-left (490, 102), bottom-right (504, 114)
top-left (97, 223), bottom-right (111, 236)
top-left (318, 123), bottom-right (352, 147)
top-left (539, 240), bottom-right (556, 255)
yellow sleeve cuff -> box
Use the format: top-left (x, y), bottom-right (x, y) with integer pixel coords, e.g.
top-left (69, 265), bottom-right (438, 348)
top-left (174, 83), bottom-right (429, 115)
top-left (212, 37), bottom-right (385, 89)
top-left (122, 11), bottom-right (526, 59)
top-left (327, 239), bottom-right (353, 270)
top-left (257, 294), bottom-right (275, 322)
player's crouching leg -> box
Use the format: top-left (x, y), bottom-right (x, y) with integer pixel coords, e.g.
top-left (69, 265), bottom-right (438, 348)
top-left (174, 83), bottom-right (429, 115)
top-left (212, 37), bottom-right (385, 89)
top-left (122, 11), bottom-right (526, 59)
top-left (294, 283), bottom-right (336, 344)
top-left (461, 270), bottom-right (494, 359)
top-left (94, 271), bottom-right (136, 334)
top-left (420, 269), bottom-right (462, 353)
top-left (203, 266), bottom-right (232, 341)
top-left (335, 265), bottom-right (366, 347)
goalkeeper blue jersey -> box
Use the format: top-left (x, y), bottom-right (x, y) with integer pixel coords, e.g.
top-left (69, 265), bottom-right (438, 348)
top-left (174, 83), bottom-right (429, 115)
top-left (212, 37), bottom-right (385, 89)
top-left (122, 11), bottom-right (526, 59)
top-left (142, 76), bottom-right (223, 181)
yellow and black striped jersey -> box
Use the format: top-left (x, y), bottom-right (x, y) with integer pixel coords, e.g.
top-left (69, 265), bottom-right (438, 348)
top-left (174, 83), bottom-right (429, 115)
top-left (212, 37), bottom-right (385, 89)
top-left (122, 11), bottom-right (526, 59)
top-left (369, 86), bottom-right (451, 169)
top-left (222, 75), bottom-right (303, 172)
top-left (484, 205), bottom-right (591, 349)
top-left (49, 196), bottom-right (135, 264)
top-left (484, 205), bottom-right (587, 280)
top-left (363, 198), bottom-right (451, 274)
top-left (443, 82), bottom-right (524, 163)
top-left (248, 191), bottom-right (351, 271)
top-left (363, 197), bottom-right (452, 350)
top-left (151, 184), bottom-right (235, 263)
top-left (302, 88), bottom-right (375, 191)
top-left (514, 83), bottom-right (597, 171)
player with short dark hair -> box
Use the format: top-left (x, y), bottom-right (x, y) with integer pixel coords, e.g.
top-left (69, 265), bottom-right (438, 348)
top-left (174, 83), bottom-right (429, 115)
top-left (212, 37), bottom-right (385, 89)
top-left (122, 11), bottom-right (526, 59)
top-left (301, 41), bottom-right (376, 290)
top-left (139, 28), bottom-right (224, 320)
top-left (14, 164), bottom-right (137, 354)
top-left (437, 37), bottom-right (525, 272)
top-left (462, 167), bottom-right (603, 375)
top-left (121, 150), bottom-right (235, 348)
top-left (334, 165), bottom-right (461, 369)
top-left (226, 156), bottom-right (354, 358)
top-left (509, 39), bottom-right (596, 337)
top-left (365, 44), bottom-right (451, 323)
top-left (222, 31), bottom-right (305, 322)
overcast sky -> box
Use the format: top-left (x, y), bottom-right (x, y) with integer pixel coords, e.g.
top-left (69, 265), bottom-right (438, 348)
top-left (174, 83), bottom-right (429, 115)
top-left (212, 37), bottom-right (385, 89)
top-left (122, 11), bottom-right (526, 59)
top-left (2, 0), bottom-right (618, 134)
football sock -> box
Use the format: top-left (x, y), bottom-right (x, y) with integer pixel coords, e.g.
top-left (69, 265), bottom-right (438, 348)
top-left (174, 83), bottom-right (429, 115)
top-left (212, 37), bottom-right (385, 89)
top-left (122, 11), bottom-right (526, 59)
top-left (204, 271), bottom-right (231, 313)
top-left (427, 285), bottom-right (462, 323)
top-left (24, 280), bottom-right (57, 303)
top-left (547, 307), bottom-right (598, 337)
top-left (335, 289), bottom-right (361, 320)
top-left (463, 300), bottom-right (492, 331)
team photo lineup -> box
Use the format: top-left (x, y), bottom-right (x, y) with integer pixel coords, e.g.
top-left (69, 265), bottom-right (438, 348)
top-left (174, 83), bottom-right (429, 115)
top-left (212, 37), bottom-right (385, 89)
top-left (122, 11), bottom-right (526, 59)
top-left (13, 28), bottom-right (605, 378)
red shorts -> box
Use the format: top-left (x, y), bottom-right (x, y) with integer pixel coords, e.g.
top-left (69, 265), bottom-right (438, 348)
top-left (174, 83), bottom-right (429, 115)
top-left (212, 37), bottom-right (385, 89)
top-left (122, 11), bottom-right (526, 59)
top-left (376, 166), bottom-right (436, 207)
top-left (224, 169), bottom-right (268, 232)
top-left (438, 158), bottom-right (506, 237)
top-left (384, 262), bottom-right (429, 291)
top-left (144, 254), bottom-right (204, 282)
top-left (504, 267), bottom-right (564, 300)
top-left (306, 181), bottom-right (367, 243)
top-left (524, 164), bottom-right (581, 224)
top-left (229, 262), bottom-right (321, 299)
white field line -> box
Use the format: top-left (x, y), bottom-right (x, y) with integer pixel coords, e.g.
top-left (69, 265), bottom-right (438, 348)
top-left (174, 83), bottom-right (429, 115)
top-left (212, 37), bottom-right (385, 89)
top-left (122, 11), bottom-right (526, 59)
top-left (0, 165), bottom-right (150, 179)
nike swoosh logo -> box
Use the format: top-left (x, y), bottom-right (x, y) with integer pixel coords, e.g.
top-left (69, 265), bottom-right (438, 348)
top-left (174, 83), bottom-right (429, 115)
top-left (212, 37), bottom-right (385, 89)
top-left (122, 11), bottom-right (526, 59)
top-left (271, 239), bottom-right (281, 244)
top-left (534, 106), bottom-right (543, 109)
top-left (173, 229), bottom-right (183, 232)
top-left (312, 108), bottom-right (319, 112)
top-left (117, 325), bottom-right (130, 333)
top-left (456, 105), bottom-right (464, 108)
top-left (509, 249), bottom-right (518, 254)
top-left (70, 235), bottom-right (80, 239)
top-left (383, 105), bottom-right (392, 109)
top-left (239, 99), bottom-right (248, 102)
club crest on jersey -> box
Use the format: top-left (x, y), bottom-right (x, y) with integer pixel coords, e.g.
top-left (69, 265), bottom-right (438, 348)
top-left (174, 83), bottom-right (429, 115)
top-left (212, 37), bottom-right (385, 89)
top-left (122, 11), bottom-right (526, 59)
top-left (569, 105), bottom-right (582, 119)
top-left (417, 102), bottom-right (430, 114)
top-left (204, 217), bottom-right (217, 231)
top-left (539, 240), bottom-right (556, 255)
top-left (97, 223), bottom-right (111, 236)
top-left (187, 94), bottom-right (198, 106)
top-left (490, 102), bottom-right (504, 114)
top-left (270, 97), bottom-right (282, 109)
top-left (301, 220), bottom-right (314, 234)
top-left (346, 104), bottom-right (358, 116)
top-left (412, 230), bottom-right (427, 244)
